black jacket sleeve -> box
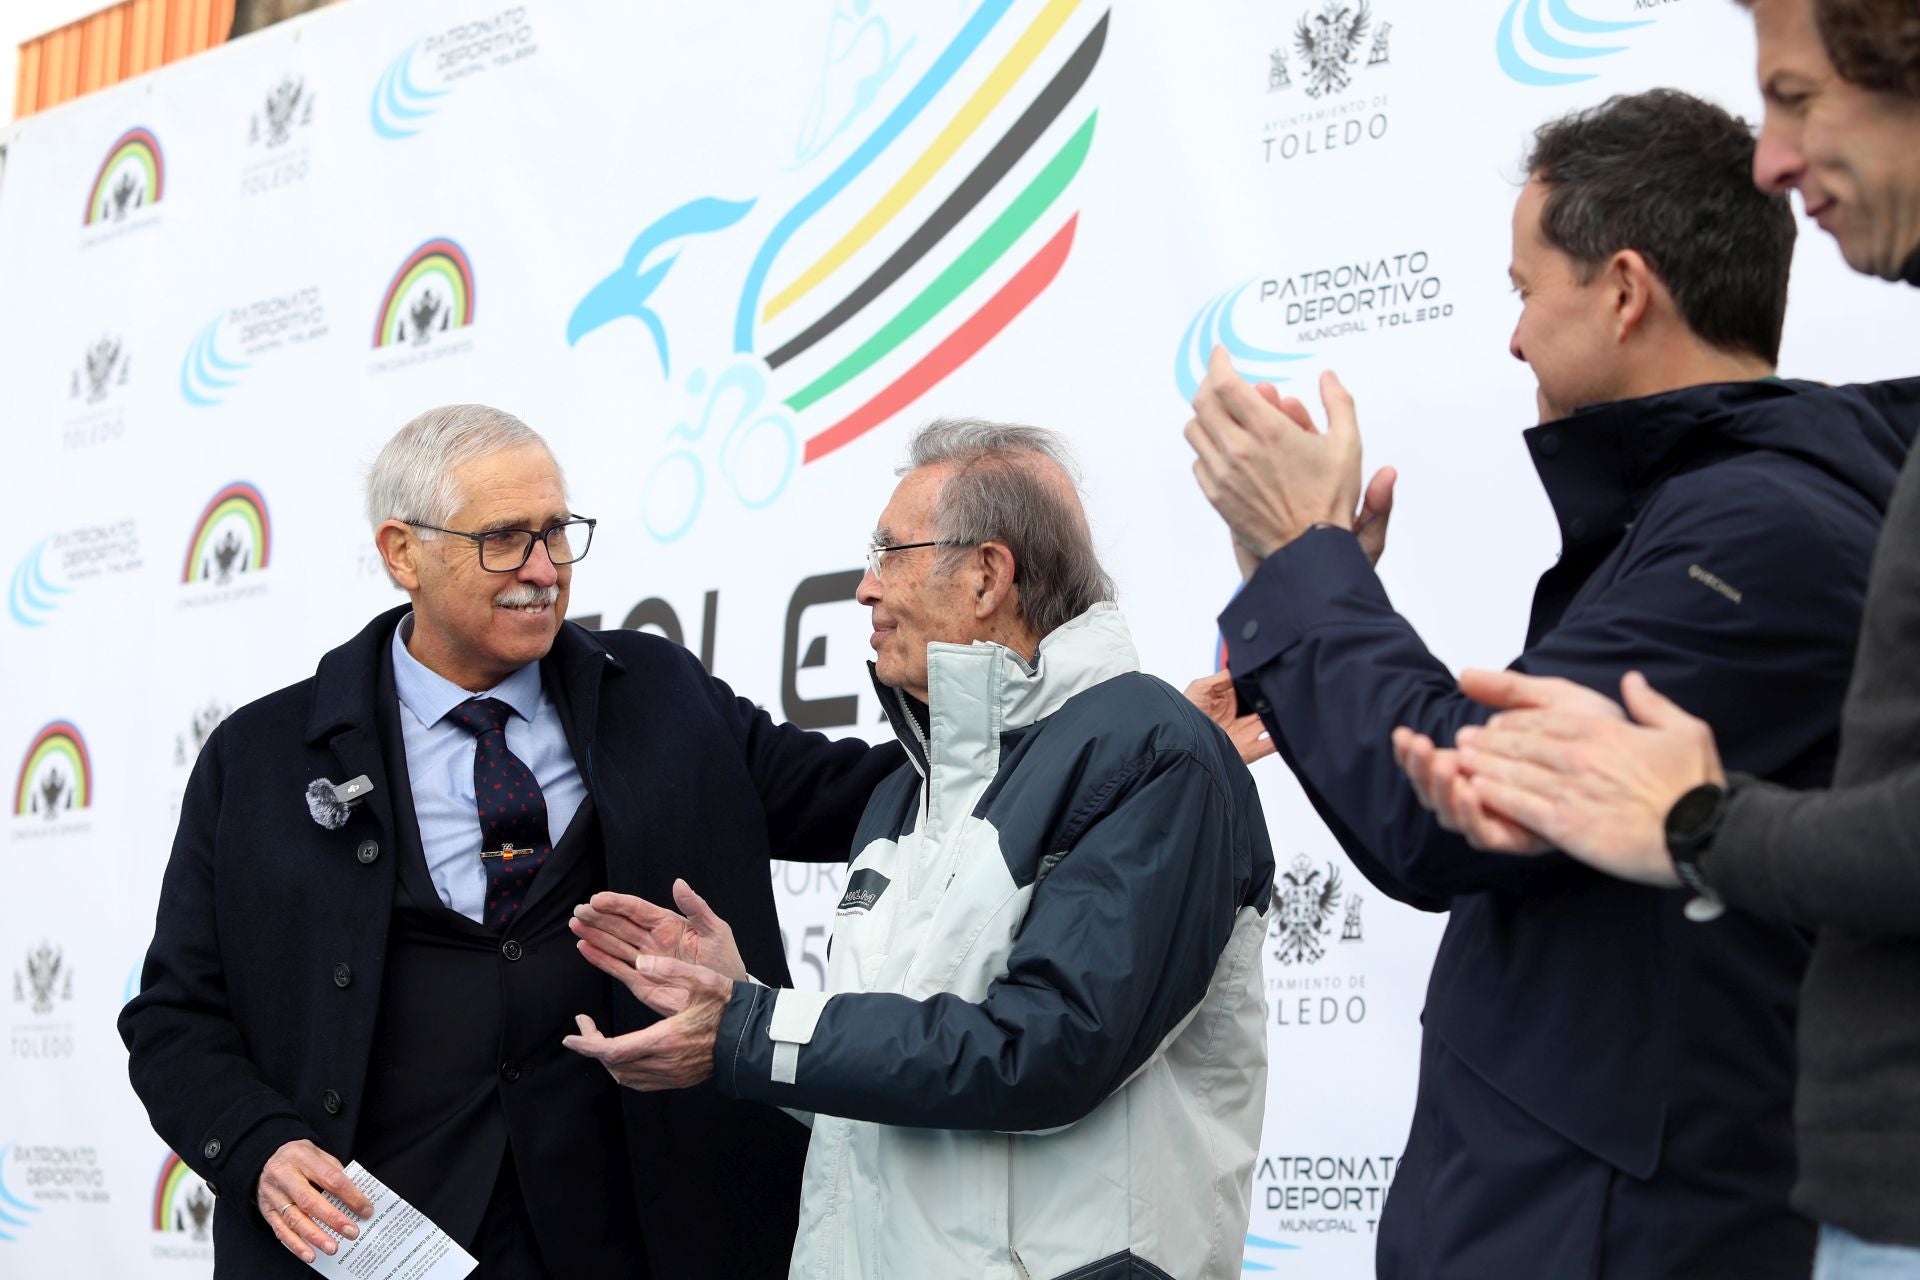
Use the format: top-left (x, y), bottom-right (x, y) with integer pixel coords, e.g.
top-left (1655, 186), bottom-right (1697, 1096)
top-left (697, 653), bottom-right (904, 863)
top-left (116, 725), bottom-right (318, 1214)
top-left (1707, 768), bottom-right (1920, 936)
top-left (712, 749), bottom-right (1268, 1131)
top-left (1218, 472), bottom-right (1867, 908)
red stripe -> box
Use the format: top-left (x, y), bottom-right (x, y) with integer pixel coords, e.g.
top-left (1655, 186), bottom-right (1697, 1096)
top-left (801, 214), bottom-right (1079, 465)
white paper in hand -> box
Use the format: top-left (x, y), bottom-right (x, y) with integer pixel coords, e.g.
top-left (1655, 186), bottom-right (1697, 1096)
top-left (305, 1161), bottom-right (476, 1280)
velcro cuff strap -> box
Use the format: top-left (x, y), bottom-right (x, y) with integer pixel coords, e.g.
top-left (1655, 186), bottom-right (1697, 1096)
top-left (767, 989), bottom-right (832, 1086)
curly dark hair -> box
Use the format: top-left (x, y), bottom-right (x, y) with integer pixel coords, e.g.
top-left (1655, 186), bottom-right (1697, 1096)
top-left (1526, 88), bottom-right (1796, 364)
top-left (1733, 0), bottom-right (1920, 99)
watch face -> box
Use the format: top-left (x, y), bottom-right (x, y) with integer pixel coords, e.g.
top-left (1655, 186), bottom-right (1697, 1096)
top-left (1667, 784), bottom-right (1725, 841)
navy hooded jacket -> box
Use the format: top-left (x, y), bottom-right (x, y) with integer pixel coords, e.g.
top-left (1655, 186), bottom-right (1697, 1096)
top-left (1221, 378), bottom-right (1918, 1190)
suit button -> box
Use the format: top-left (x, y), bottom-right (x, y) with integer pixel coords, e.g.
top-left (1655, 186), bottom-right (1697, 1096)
top-left (1254, 699), bottom-right (1273, 716)
top-left (1240, 619), bottom-right (1259, 642)
top-left (332, 963), bottom-right (352, 988)
top-left (322, 1089), bottom-right (342, 1115)
top-left (500, 1061), bottom-right (521, 1082)
top-left (1536, 432), bottom-right (1561, 458)
top-left (356, 840), bottom-right (379, 865)
top-left (1568, 517), bottom-right (1588, 540)
top-left (501, 940), bottom-right (523, 962)
top-left (202, 1138), bottom-right (222, 1160)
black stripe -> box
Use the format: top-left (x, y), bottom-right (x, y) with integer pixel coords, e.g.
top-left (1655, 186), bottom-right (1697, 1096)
top-left (765, 11), bottom-right (1110, 370)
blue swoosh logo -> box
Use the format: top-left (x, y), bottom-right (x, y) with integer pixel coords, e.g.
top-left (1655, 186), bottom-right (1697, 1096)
top-left (179, 316), bottom-right (252, 408)
top-left (8, 542), bottom-right (71, 629)
top-left (1496, 0), bottom-right (1654, 87)
top-left (1242, 1231), bottom-right (1303, 1271)
top-left (1175, 281), bottom-right (1312, 403)
top-left (0, 1144), bottom-right (42, 1242)
top-left (371, 42), bottom-right (450, 139)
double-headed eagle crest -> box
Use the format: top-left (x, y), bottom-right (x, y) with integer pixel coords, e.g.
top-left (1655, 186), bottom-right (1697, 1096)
top-left (14, 941), bottom-right (72, 1014)
top-left (1295, 0), bottom-right (1373, 99)
top-left (1272, 854), bottom-right (1343, 966)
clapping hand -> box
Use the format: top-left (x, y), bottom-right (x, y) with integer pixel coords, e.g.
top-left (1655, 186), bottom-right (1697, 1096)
top-left (570, 879), bottom-right (747, 982)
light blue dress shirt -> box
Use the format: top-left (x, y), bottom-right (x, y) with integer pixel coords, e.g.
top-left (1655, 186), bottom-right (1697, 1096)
top-left (390, 615), bottom-right (588, 922)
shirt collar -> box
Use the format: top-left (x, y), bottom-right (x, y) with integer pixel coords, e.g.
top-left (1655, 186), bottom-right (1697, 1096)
top-left (390, 613), bottom-right (543, 728)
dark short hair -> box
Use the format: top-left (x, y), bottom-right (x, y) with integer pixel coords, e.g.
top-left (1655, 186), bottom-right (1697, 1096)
top-left (1525, 88), bottom-right (1796, 364)
top-left (1732, 0), bottom-right (1920, 98)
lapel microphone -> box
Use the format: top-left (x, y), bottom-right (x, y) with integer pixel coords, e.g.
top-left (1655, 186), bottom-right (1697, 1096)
top-left (306, 775), bottom-right (376, 830)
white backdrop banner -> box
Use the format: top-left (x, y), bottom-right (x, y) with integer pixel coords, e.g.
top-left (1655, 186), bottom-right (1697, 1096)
top-left (0, 0), bottom-right (1914, 1276)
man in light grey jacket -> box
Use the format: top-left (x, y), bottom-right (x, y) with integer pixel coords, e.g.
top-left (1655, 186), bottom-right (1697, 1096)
top-left (565, 419), bottom-right (1275, 1280)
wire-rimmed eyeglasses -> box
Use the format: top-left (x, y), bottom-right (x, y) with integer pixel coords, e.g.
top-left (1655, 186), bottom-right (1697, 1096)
top-left (865, 539), bottom-right (969, 579)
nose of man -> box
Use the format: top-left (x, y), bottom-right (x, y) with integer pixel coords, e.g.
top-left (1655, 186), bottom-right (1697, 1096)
top-left (1751, 124), bottom-right (1805, 196)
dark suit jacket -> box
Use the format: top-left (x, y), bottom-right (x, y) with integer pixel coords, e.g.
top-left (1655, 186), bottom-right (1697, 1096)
top-left (119, 605), bottom-right (902, 1278)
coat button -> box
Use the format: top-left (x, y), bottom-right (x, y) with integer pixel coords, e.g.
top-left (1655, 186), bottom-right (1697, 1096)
top-left (1240, 619), bottom-right (1259, 642)
top-left (500, 1061), bottom-right (521, 1082)
top-left (501, 940), bottom-right (523, 961)
top-left (332, 963), bottom-right (352, 988)
top-left (356, 840), bottom-right (379, 865)
top-left (202, 1138), bottom-right (222, 1160)
top-left (1568, 517), bottom-right (1588, 540)
top-left (322, 1089), bottom-right (342, 1115)
top-left (1536, 432), bottom-right (1561, 458)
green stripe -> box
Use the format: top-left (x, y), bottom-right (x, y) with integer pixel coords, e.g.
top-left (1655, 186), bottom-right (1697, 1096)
top-left (785, 111), bottom-right (1097, 413)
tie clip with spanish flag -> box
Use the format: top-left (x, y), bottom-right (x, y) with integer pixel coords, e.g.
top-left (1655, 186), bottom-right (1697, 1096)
top-left (480, 843), bottom-right (528, 862)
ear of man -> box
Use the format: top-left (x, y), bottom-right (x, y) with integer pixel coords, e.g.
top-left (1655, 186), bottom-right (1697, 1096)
top-left (374, 520), bottom-right (424, 591)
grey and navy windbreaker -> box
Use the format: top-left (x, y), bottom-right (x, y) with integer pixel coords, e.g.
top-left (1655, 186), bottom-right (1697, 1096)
top-left (712, 603), bottom-right (1276, 1280)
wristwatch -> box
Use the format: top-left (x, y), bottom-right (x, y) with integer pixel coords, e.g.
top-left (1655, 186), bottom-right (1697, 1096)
top-left (1665, 782), bottom-right (1728, 922)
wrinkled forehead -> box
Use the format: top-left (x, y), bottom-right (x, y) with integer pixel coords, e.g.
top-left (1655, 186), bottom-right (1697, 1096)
top-left (871, 464), bottom-right (949, 542)
top-left (450, 444), bottom-right (570, 524)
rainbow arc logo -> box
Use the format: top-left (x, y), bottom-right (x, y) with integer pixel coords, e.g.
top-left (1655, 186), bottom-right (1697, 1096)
top-left (152, 1152), bottom-right (213, 1238)
top-left (15, 722), bottom-right (90, 820)
top-left (182, 483), bottom-right (271, 585)
top-left (374, 238), bottom-right (475, 348)
top-left (84, 127), bottom-right (165, 225)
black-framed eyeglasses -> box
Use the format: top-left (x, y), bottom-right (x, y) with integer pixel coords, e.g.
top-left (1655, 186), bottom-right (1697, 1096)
top-left (406, 517), bottom-right (597, 572)
top-left (865, 539), bottom-right (969, 579)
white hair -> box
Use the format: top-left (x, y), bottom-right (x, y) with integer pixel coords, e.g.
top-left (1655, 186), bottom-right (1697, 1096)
top-left (365, 404), bottom-right (562, 533)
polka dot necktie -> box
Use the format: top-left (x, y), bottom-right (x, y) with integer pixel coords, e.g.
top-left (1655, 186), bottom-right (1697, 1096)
top-left (446, 697), bottom-right (551, 930)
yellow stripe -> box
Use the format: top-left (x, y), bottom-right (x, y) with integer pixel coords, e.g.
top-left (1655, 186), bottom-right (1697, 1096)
top-left (762, 0), bottom-right (1079, 322)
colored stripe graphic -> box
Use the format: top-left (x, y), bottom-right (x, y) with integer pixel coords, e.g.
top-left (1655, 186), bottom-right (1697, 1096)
top-left (373, 238), bottom-right (476, 348)
top-left (786, 112), bottom-right (1095, 414)
top-left (14, 721), bottom-right (90, 815)
top-left (803, 213), bottom-right (1078, 464)
top-left (767, 12), bottom-right (1109, 370)
top-left (84, 127), bottom-right (164, 224)
top-left (734, 0), bottom-right (1016, 352)
top-left (182, 482), bottom-right (271, 583)
top-left (152, 1153), bottom-right (191, 1230)
top-left (763, 0), bottom-right (1080, 323)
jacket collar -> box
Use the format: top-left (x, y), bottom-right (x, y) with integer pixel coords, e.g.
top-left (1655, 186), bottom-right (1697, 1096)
top-left (870, 602), bottom-right (1139, 788)
top-left (1522, 378), bottom-right (1792, 555)
top-left (305, 604), bottom-right (625, 747)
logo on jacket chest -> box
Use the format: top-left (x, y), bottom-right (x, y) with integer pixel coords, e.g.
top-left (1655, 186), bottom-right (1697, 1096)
top-left (835, 867), bottom-right (892, 915)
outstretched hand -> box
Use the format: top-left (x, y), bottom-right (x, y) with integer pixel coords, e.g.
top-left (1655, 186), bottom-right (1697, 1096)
top-left (570, 880), bottom-right (747, 982)
top-left (564, 954), bottom-right (735, 1091)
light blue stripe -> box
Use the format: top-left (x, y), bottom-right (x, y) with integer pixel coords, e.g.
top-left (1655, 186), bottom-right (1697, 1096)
top-left (732, 0), bottom-right (1015, 351)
